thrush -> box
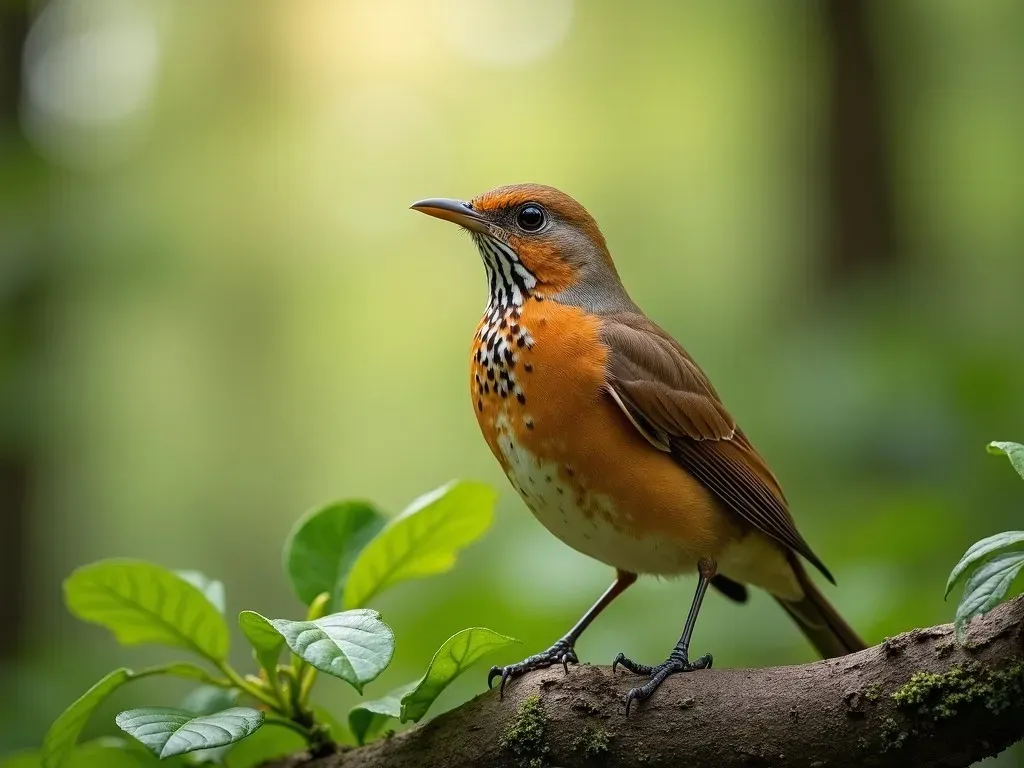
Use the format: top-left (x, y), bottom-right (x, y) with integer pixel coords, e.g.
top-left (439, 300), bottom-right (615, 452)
top-left (411, 184), bottom-right (866, 714)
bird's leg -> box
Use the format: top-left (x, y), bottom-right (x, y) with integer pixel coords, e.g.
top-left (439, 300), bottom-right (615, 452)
top-left (489, 570), bottom-right (637, 698)
top-left (613, 558), bottom-right (717, 715)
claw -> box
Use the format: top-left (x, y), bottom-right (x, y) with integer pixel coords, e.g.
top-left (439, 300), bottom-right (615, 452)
top-left (612, 652), bottom-right (653, 676)
top-left (616, 650), bottom-right (713, 715)
top-left (487, 638), bottom-right (579, 698)
top-left (487, 665), bottom-right (502, 690)
top-left (611, 652), bottom-right (624, 674)
top-left (624, 688), bottom-right (639, 717)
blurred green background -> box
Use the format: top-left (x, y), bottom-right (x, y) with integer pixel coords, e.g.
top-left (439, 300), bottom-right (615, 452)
top-left (1, 0), bottom-right (1023, 764)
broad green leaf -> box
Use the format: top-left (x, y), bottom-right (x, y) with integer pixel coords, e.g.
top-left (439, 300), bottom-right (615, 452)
top-left (345, 629), bottom-right (518, 744)
top-left (401, 628), bottom-right (519, 722)
top-left (988, 441), bottom-right (1024, 481)
top-left (955, 550), bottom-right (1024, 640)
top-left (348, 683), bottom-right (415, 745)
top-left (223, 727), bottom-right (305, 768)
top-left (179, 687), bottom-right (240, 763)
top-left (41, 668), bottom-right (132, 768)
top-left (115, 707), bottom-right (263, 759)
top-left (284, 501), bottom-right (386, 608)
top-left (64, 560), bottom-right (229, 662)
top-left (269, 610), bottom-right (394, 693)
top-left (343, 481), bottom-right (497, 608)
top-left (945, 531), bottom-right (1024, 597)
top-left (39, 662), bottom-right (225, 768)
top-left (176, 571), bottom-right (226, 614)
top-left (238, 611), bottom-right (285, 678)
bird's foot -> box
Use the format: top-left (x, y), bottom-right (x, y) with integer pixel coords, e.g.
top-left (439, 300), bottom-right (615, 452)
top-left (488, 638), bottom-right (579, 698)
top-left (612, 648), bottom-right (712, 715)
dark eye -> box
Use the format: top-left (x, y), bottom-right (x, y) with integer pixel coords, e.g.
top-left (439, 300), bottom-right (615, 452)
top-left (516, 204), bottom-right (546, 232)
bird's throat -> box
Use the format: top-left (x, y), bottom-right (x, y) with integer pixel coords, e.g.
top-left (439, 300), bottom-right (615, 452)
top-left (473, 233), bottom-right (537, 310)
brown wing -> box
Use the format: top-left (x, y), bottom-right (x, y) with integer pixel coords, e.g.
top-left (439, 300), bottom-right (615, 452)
top-left (601, 312), bottom-right (833, 583)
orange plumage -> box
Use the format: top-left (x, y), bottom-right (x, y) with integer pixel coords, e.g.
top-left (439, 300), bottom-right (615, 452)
top-left (413, 183), bottom-right (866, 713)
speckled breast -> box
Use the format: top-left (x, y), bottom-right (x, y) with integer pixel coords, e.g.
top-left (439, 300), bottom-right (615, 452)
top-left (469, 295), bottom-right (708, 575)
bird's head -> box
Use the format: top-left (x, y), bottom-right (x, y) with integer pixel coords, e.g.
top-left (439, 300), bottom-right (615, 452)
top-left (412, 183), bottom-right (629, 309)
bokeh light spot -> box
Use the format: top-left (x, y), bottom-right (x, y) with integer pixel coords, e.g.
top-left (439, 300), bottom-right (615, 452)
top-left (437, 0), bottom-right (574, 67)
top-left (21, 0), bottom-right (160, 170)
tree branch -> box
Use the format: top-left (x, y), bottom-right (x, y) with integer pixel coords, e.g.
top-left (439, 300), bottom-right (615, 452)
top-left (265, 595), bottom-right (1024, 768)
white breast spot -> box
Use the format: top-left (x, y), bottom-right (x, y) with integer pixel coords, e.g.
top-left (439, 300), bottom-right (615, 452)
top-left (492, 414), bottom-right (691, 576)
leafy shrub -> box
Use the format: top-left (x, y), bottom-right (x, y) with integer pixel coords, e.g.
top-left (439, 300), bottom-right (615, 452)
top-left (947, 442), bottom-right (1024, 640)
top-left (10, 480), bottom-right (517, 768)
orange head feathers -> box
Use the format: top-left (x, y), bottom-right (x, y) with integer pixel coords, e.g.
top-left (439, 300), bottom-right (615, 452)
top-left (412, 184), bottom-right (629, 308)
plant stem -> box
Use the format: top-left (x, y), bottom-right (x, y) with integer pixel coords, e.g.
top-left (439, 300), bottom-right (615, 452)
top-left (298, 664), bottom-right (317, 706)
top-left (288, 666), bottom-right (308, 723)
top-left (133, 662), bottom-right (229, 688)
top-left (215, 661), bottom-right (282, 711)
top-left (270, 672), bottom-right (293, 717)
top-left (264, 714), bottom-right (315, 740)
top-left (289, 591), bottom-right (330, 710)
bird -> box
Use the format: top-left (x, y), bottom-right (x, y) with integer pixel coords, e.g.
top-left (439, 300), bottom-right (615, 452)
top-left (411, 184), bottom-right (866, 714)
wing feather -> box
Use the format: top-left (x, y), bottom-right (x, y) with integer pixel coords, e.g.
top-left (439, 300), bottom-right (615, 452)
top-left (601, 312), bottom-right (833, 583)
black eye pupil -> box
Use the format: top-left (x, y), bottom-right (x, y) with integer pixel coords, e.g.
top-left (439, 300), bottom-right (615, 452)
top-left (517, 205), bottom-right (545, 231)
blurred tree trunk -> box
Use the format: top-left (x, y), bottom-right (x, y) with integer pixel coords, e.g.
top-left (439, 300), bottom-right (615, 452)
top-left (0, 1), bottom-right (38, 660)
top-left (822, 0), bottom-right (897, 287)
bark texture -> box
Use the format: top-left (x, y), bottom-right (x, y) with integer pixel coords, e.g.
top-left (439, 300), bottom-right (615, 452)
top-left (263, 595), bottom-right (1024, 768)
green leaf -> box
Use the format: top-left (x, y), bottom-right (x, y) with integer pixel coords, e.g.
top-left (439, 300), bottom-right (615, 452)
top-left (345, 628), bottom-right (518, 744)
top-left (39, 662), bottom-right (228, 768)
top-left (176, 571), bottom-right (226, 614)
top-left (64, 560), bottom-right (229, 662)
top-left (945, 531), bottom-right (1024, 597)
top-left (987, 441), bottom-right (1024, 481)
top-left (343, 481), bottom-right (497, 608)
top-left (238, 611), bottom-right (285, 678)
top-left (223, 727), bottom-right (305, 768)
top-left (269, 610), bottom-right (394, 693)
top-left (348, 683), bottom-right (415, 745)
top-left (178, 687), bottom-right (241, 764)
top-left (400, 628), bottom-right (519, 722)
top-left (115, 707), bottom-right (263, 759)
top-left (178, 686), bottom-right (241, 764)
top-left (955, 550), bottom-right (1024, 640)
top-left (41, 668), bottom-right (133, 768)
top-left (284, 501), bottom-right (387, 608)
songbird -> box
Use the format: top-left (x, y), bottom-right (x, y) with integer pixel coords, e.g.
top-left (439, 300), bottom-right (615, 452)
top-left (411, 184), bottom-right (866, 713)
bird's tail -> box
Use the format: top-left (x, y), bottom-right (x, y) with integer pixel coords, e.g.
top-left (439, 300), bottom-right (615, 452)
top-left (775, 555), bottom-right (866, 658)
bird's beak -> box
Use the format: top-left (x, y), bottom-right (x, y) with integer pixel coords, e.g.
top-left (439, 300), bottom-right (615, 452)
top-left (410, 198), bottom-right (488, 234)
